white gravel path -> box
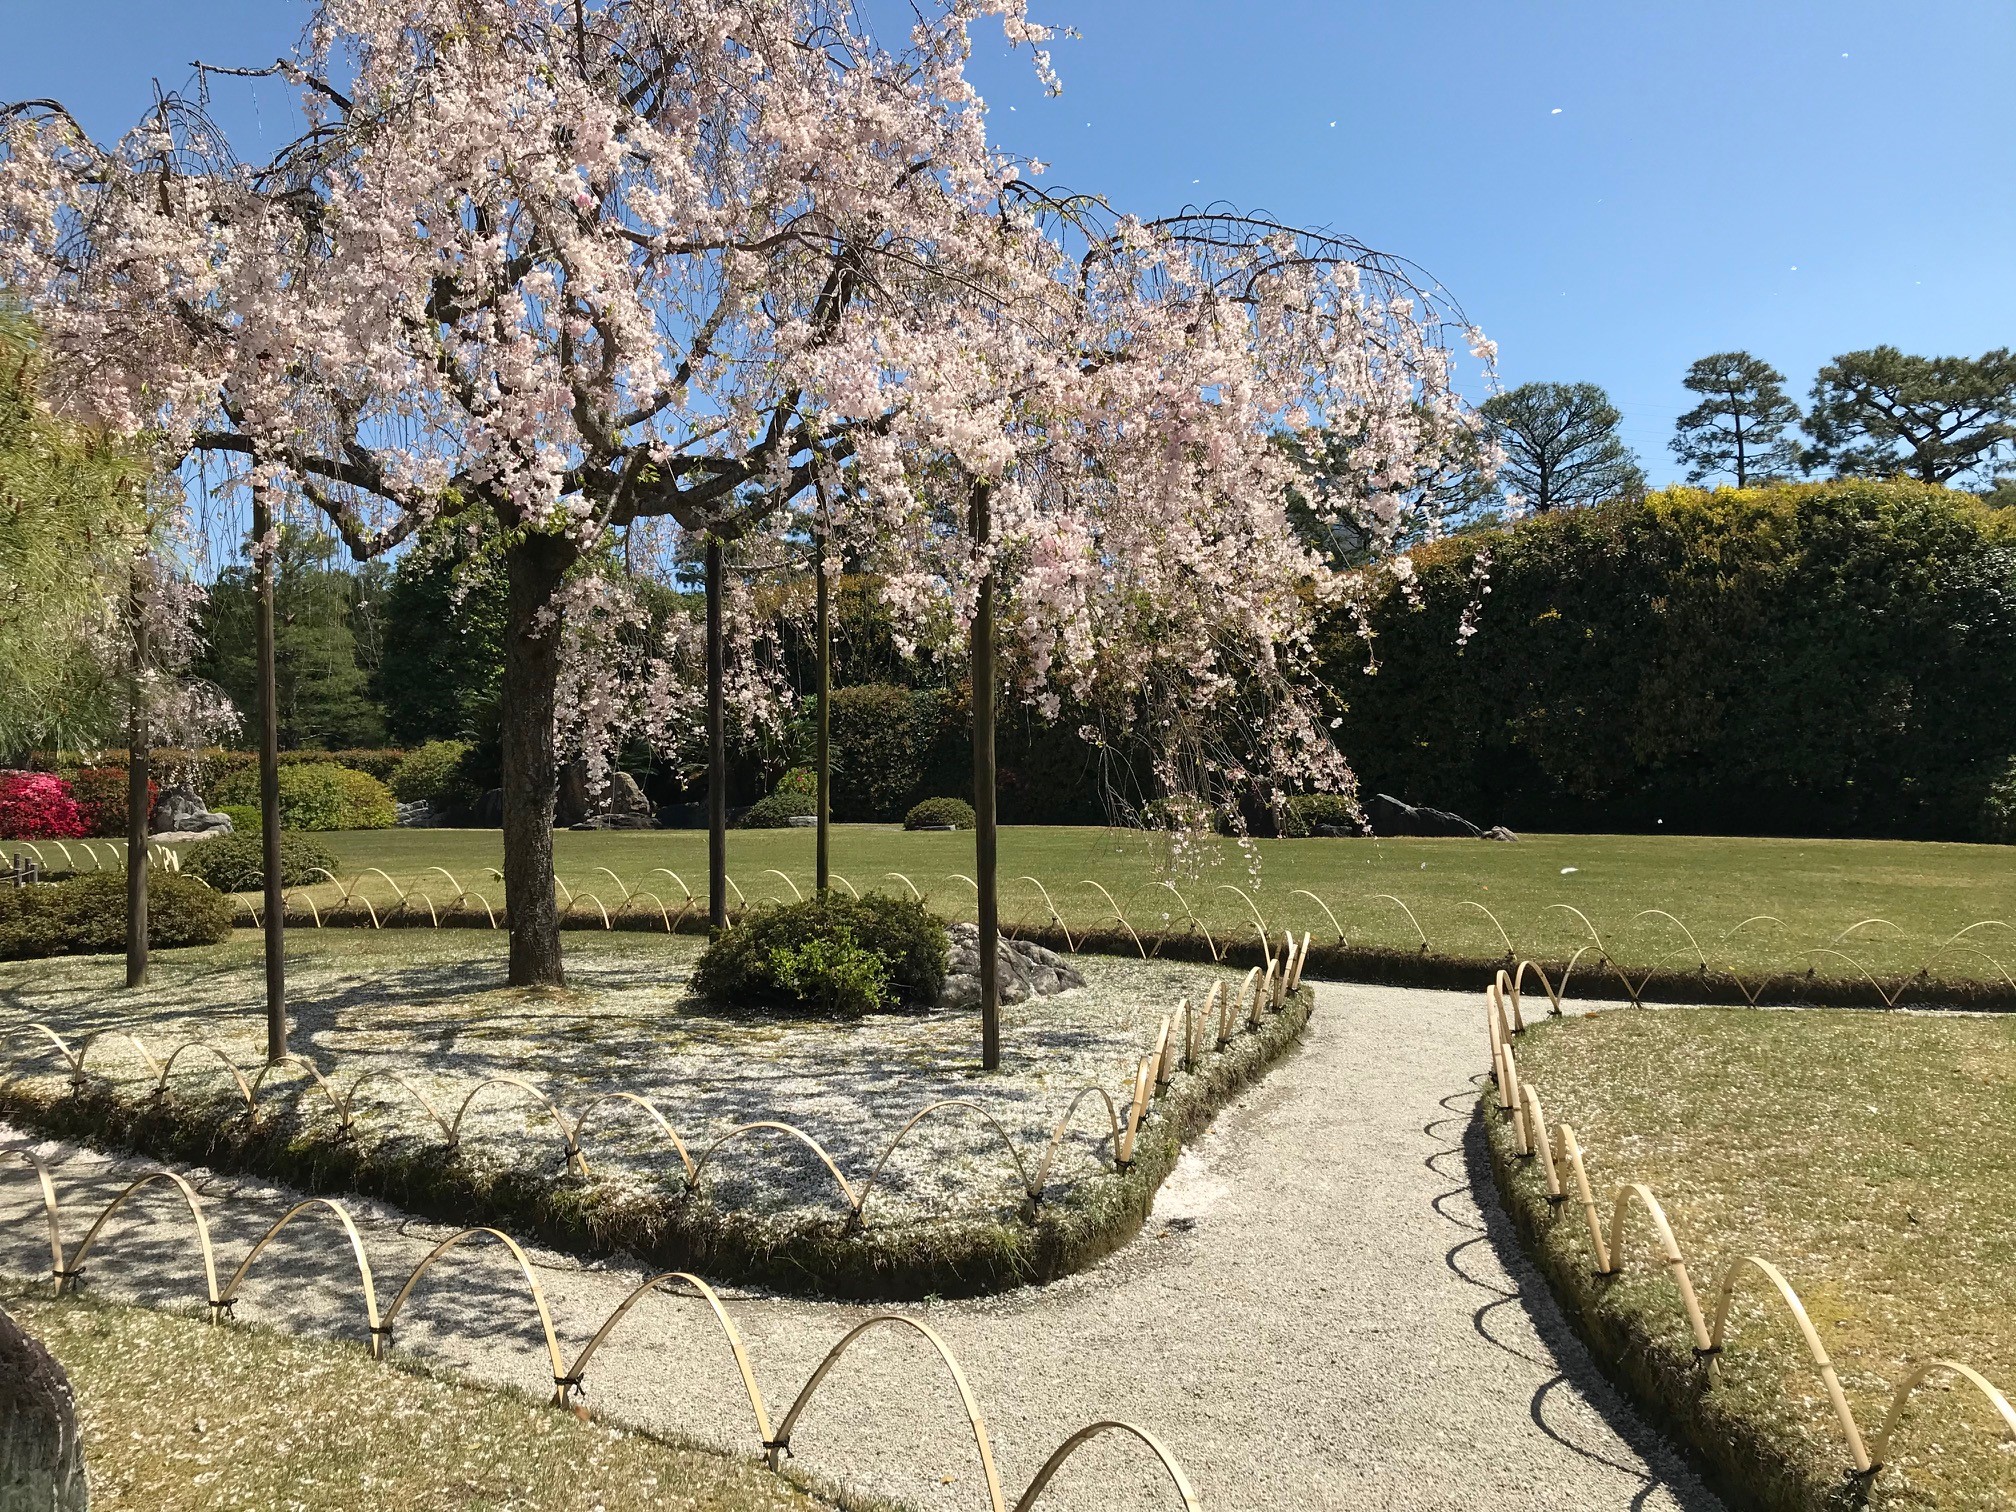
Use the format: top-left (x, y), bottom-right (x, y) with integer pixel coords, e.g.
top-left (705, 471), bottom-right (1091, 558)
top-left (0, 981), bottom-right (1722, 1512)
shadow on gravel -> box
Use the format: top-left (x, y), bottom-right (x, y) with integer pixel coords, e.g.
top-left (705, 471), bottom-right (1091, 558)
top-left (1425, 1086), bottom-right (1725, 1512)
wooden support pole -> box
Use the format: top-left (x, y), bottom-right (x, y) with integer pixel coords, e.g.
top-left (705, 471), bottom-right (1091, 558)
top-left (253, 482), bottom-right (286, 1062)
top-left (706, 534), bottom-right (728, 933)
top-left (970, 481), bottom-right (1000, 1071)
top-left (124, 558), bottom-right (149, 990)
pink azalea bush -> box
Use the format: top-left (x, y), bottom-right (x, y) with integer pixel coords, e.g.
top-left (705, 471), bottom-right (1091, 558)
top-left (0, 772), bottom-right (90, 839)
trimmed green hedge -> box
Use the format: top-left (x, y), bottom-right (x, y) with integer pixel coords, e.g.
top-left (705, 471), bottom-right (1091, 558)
top-left (1324, 481), bottom-right (2016, 840)
top-left (904, 797), bottom-right (975, 830)
top-left (179, 831), bottom-right (336, 893)
top-left (739, 791), bottom-right (815, 829)
top-left (0, 872), bottom-right (234, 960)
top-left (211, 762), bottom-right (395, 831)
top-left (692, 893), bottom-right (949, 1014)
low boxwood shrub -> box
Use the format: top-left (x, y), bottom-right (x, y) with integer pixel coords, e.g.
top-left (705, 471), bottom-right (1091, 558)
top-left (0, 871), bottom-right (234, 960)
top-left (212, 763), bottom-right (394, 831)
top-left (1281, 793), bottom-right (1359, 838)
top-left (0, 772), bottom-right (89, 840)
top-left (389, 739), bottom-right (475, 809)
top-left (740, 791), bottom-right (815, 828)
top-left (904, 796), bottom-right (974, 830)
top-left (179, 831), bottom-right (336, 893)
top-left (217, 804), bottom-right (262, 835)
top-left (692, 893), bottom-right (949, 1015)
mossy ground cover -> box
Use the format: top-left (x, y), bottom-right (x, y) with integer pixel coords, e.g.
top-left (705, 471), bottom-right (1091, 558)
top-left (1486, 1005), bottom-right (2016, 1512)
top-left (2, 1281), bottom-right (879, 1511)
top-left (0, 930), bottom-right (1309, 1298)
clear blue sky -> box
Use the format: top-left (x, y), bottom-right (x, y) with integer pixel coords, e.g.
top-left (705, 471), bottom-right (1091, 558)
top-left (7, 0), bottom-right (2012, 484)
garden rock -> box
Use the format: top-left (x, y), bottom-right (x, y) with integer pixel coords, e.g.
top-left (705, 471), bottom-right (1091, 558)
top-left (149, 784), bottom-right (232, 836)
top-left (395, 800), bottom-right (435, 827)
top-left (936, 922), bottom-right (1085, 1010)
top-left (559, 762), bottom-right (656, 828)
top-left (1483, 825), bottom-right (1520, 842)
top-left (1367, 792), bottom-right (1482, 839)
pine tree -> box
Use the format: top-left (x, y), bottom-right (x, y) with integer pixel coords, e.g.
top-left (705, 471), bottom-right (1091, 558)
top-left (1670, 352), bottom-right (1801, 487)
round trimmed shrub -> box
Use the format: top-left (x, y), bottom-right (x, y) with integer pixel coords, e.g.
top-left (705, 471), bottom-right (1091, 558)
top-left (0, 772), bottom-right (89, 840)
top-left (217, 804), bottom-right (262, 835)
top-left (692, 893), bottom-right (949, 1016)
top-left (1282, 793), bottom-right (1359, 838)
top-left (740, 791), bottom-right (816, 828)
top-left (774, 767), bottom-right (817, 798)
top-left (180, 831), bottom-right (336, 893)
top-left (329, 766), bottom-right (396, 829)
top-left (390, 739), bottom-right (475, 808)
top-left (903, 797), bottom-right (974, 830)
top-left (0, 870), bottom-right (234, 960)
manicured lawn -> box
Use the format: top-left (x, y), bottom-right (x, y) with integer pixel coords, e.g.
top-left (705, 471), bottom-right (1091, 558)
top-left (268, 825), bottom-right (2016, 989)
top-left (2, 1283), bottom-right (865, 1512)
top-left (1493, 1006), bottom-right (2016, 1511)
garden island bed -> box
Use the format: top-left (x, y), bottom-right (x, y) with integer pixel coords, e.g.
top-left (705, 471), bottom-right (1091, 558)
top-left (0, 930), bottom-right (1310, 1298)
top-left (1485, 1003), bottom-right (2016, 1512)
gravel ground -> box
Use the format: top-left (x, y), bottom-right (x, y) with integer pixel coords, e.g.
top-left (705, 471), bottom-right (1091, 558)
top-left (0, 980), bottom-right (1723, 1512)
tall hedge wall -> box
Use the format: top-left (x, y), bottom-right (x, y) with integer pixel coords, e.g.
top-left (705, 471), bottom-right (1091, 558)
top-left (1323, 481), bottom-right (2016, 840)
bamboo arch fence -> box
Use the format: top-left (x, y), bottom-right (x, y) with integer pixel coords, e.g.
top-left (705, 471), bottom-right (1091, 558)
top-left (0, 1147), bottom-right (1202, 1512)
top-left (1481, 971), bottom-right (2016, 1492)
top-left (1, 936), bottom-right (1313, 1234)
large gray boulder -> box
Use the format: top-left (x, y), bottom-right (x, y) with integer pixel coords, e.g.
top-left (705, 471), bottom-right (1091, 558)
top-left (936, 923), bottom-right (1086, 1011)
top-left (149, 784), bottom-right (231, 837)
top-left (1366, 793), bottom-right (1483, 839)
top-left (559, 762), bottom-right (657, 829)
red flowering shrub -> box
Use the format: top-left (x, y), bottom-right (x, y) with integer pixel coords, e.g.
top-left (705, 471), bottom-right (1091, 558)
top-left (67, 767), bottom-right (155, 838)
top-left (0, 772), bottom-right (90, 839)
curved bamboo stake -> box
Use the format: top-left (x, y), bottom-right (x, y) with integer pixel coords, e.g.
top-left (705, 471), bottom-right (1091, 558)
top-left (1462, 900), bottom-right (1516, 957)
top-left (48, 841), bottom-right (75, 870)
top-left (827, 872), bottom-right (860, 899)
top-left (1557, 1124), bottom-right (1609, 1273)
top-left (1512, 959), bottom-right (1563, 1017)
top-left (631, 890), bottom-right (675, 932)
top-left (852, 1101), bottom-right (1037, 1225)
top-left (1289, 931), bottom-right (1311, 992)
top-left (763, 869), bottom-right (804, 903)
top-left (1708, 1256), bottom-right (1871, 1472)
top-left (769, 1314), bottom-right (1005, 1509)
top-left (1214, 884), bottom-right (1270, 946)
top-left (1, 1145), bottom-right (66, 1279)
top-left (567, 1092), bottom-right (695, 1180)
top-left (1291, 889), bottom-right (1346, 945)
top-left (1012, 1420), bottom-right (1201, 1512)
top-left (1633, 909), bottom-right (1707, 970)
top-left (447, 1076), bottom-right (583, 1171)
top-left (593, 867), bottom-right (636, 902)
top-left (1030, 1086), bottom-right (1125, 1191)
top-left (1831, 918), bottom-right (1901, 945)
top-left (1915, 941), bottom-right (2016, 991)
top-left (154, 1042), bottom-right (258, 1112)
top-left (648, 868), bottom-right (696, 901)
top-left (341, 1070), bottom-right (456, 1143)
top-left (1870, 1358), bottom-right (2016, 1470)
top-left (77, 841), bottom-right (104, 871)
top-left (14, 842), bottom-right (47, 866)
top-left (76, 1029), bottom-right (161, 1087)
top-left (726, 876), bottom-right (747, 908)
top-left (249, 1054), bottom-right (350, 1131)
top-left (1117, 1057), bottom-right (1156, 1167)
top-left (1944, 919), bottom-right (2013, 945)
top-left (220, 1198), bottom-right (382, 1352)
top-left (562, 1271), bottom-right (772, 1437)
top-left (62, 1169), bottom-right (223, 1317)
top-left (1018, 877), bottom-right (1075, 950)
top-left (883, 872), bottom-right (923, 901)
top-left (404, 890), bottom-right (442, 927)
top-left (1372, 894), bottom-right (1430, 951)
top-left (382, 1228), bottom-right (568, 1400)
top-left (1521, 1086), bottom-right (1562, 1200)
top-left (1800, 948), bottom-right (1901, 1009)
top-left (359, 867), bottom-right (409, 901)
top-left (1604, 1184), bottom-right (1712, 1351)
top-left (1078, 880), bottom-right (1146, 958)
top-left (282, 888), bottom-right (325, 927)
top-left (426, 867), bottom-right (466, 898)
top-left (1554, 944), bottom-right (1592, 1001)
top-left (570, 892), bottom-right (614, 930)
top-left (11, 1023), bottom-right (85, 1088)
top-left (1156, 881), bottom-right (1219, 961)
top-left (686, 1122), bottom-right (858, 1213)
top-left (463, 889), bottom-right (499, 929)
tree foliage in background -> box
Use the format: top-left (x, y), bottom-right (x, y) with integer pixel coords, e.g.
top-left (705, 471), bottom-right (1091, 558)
top-left (1670, 351), bottom-right (1801, 487)
top-left (0, 307), bottom-right (149, 753)
top-left (1478, 381), bottom-right (1644, 513)
top-left (197, 525), bottom-right (386, 750)
top-left (377, 531), bottom-right (508, 749)
top-left (1325, 481), bottom-right (2016, 841)
top-left (1805, 346), bottom-right (2016, 487)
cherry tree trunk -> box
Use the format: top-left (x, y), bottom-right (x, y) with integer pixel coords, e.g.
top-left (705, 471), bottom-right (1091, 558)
top-left (0, 1306), bottom-right (88, 1510)
top-left (502, 531), bottom-right (577, 988)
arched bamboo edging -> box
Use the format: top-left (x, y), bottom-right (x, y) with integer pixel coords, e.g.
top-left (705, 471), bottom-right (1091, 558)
top-left (1603, 1184), bottom-right (1712, 1352)
top-left (852, 1101), bottom-right (1036, 1226)
top-left (686, 1122), bottom-right (859, 1213)
top-left (1011, 1419), bottom-right (1201, 1512)
top-left (562, 1271), bottom-right (771, 1438)
top-left (446, 1075), bottom-right (582, 1171)
top-left (61, 1169), bottom-right (224, 1319)
top-left (152, 1042), bottom-right (257, 1112)
top-left (2, 1145), bottom-right (65, 1278)
top-left (1029, 1085), bottom-right (1124, 1192)
top-left (1869, 1358), bottom-right (2016, 1471)
top-left (220, 1197), bottom-right (383, 1353)
top-left (340, 1070), bottom-right (456, 1143)
top-left (249, 1054), bottom-right (350, 1131)
top-left (767, 1313), bottom-right (1005, 1511)
top-left (567, 1091), bottom-right (695, 1180)
top-left (381, 1227), bottom-right (568, 1400)
top-left (1707, 1256), bottom-right (1871, 1472)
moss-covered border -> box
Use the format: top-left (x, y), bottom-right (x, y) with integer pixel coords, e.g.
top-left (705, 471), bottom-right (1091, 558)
top-left (220, 904), bottom-right (2016, 1011)
top-left (0, 988), bottom-right (1311, 1302)
top-left (1481, 1093), bottom-right (1864, 1512)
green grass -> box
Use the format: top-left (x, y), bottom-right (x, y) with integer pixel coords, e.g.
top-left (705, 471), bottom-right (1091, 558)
top-left (272, 825), bottom-right (2016, 994)
top-left (1488, 1006), bottom-right (2016, 1512)
top-left (1, 1282), bottom-right (877, 1512)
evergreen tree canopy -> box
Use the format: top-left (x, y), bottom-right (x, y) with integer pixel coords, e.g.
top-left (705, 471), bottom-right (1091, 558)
top-left (1805, 346), bottom-right (2016, 486)
top-left (1479, 381), bottom-right (1644, 513)
top-left (1670, 351), bottom-right (1801, 487)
